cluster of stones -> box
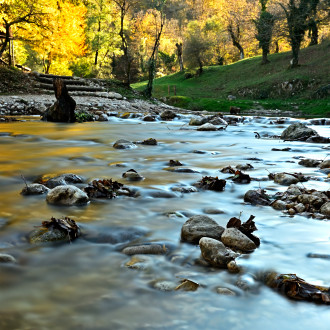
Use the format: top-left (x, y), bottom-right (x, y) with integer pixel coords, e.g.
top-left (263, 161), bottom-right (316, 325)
top-left (271, 184), bottom-right (330, 219)
top-left (0, 98), bottom-right (48, 117)
top-left (181, 215), bottom-right (258, 270)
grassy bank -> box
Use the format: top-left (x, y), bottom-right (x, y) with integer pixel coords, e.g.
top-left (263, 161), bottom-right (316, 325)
top-left (133, 41), bottom-right (330, 116)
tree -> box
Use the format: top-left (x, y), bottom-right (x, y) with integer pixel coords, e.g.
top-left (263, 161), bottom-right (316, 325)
top-left (175, 42), bottom-right (183, 71)
top-left (143, 0), bottom-right (167, 98)
top-left (0, 0), bottom-right (49, 62)
top-left (183, 20), bottom-right (213, 73)
top-left (280, 0), bottom-right (320, 68)
top-left (254, 0), bottom-right (275, 64)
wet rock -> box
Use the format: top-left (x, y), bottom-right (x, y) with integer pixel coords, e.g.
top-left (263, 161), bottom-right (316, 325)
top-left (0, 253), bottom-right (16, 263)
top-left (297, 194), bottom-right (325, 208)
top-left (46, 185), bottom-right (89, 206)
top-left (288, 208), bottom-right (296, 215)
top-left (216, 287), bottom-right (236, 296)
top-left (45, 173), bottom-right (84, 188)
top-left (236, 164), bottom-right (254, 171)
top-left (274, 173), bottom-right (300, 186)
top-left (294, 203), bottom-right (305, 213)
top-left (221, 228), bottom-right (257, 252)
top-left (181, 215), bottom-right (225, 244)
top-left (21, 183), bottom-right (49, 195)
top-left (171, 186), bottom-right (198, 193)
top-left (166, 167), bottom-right (199, 173)
top-left (244, 189), bottom-right (270, 206)
top-left (149, 190), bottom-right (178, 198)
top-left (306, 136), bottom-right (330, 143)
top-left (209, 116), bottom-right (228, 126)
top-left (197, 123), bottom-right (218, 131)
top-left (125, 256), bottom-right (150, 270)
top-left (203, 208), bottom-right (225, 214)
top-left (272, 200), bottom-right (287, 211)
top-left (98, 113), bottom-right (109, 121)
top-left (320, 202), bottom-right (330, 217)
top-left (142, 114), bottom-right (156, 121)
top-left (227, 260), bottom-right (241, 273)
top-left (320, 160), bottom-right (330, 169)
top-left (122, 244), bottom-right (169, 255)
top-left (236, 274), bottom-right (259, 292)
top-left (160, 109), bottom-right (176, 120)
top-left (122, 169), bottom-right (144, 181)
top-left (113, 139), bottom-right (136, 149)
top-left (189, 116), bottom-right (208, 126)
top-left (29, 228), bottom-right (69, 244)
top-left (286, 184), bottom-right (302, 196)
top-left (153, 280), bottom-right (177, 291)
top-left (298, 159), bottom-right (321, 167)
top-left (175, 279), bottom-right (199, 291)
top-left (141, 138), bottom-right (157, 145)
top-left (280, 123), bottom-right (318, 141)
top-left (199, 237), bottom-right (237, 267)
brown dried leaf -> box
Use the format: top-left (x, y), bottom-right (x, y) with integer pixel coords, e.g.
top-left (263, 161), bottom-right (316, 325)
top-left (195, 176), bottom-right (226, 192)
top-left (41, 217), bottom-right (80, 241)
top-left (84, 179), bottom-right (124, 198)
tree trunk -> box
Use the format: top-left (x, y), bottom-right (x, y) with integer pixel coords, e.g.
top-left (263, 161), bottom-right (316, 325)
top-left (228, 24), bottom-right (244, 60)
top-left (308, 19), bottom-right (318, 46)
top-left (274, 40), bottom-right (279, 53)
top-left (176, 42), bottom-right (184, 71)
top-left (145, 59), bottom-right (155, 98)
top-left (0, 23), bottom-right (10, 61)
top-left (42, 78), bottom-right (76, 122)
top-left (290, 42), bottom-right (300, 68)
top-left (261, 49), bottom-right (270, 64)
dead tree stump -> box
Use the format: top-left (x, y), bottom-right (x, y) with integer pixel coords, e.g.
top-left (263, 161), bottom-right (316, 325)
top-left (42, 78), bottom-right (76, 122)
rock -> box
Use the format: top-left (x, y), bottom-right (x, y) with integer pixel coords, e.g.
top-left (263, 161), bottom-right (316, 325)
top-left (199, 237), bottom-right (237, 267)
top-left (280, 123), bottom-right (318, 141)
top-left (142, 114), bottom-right (156, 121)
top-left (171, 186), bottom-right (198, 193)
top-left (149, 190), bottom-right (178, 198)
top-left (160, 109), bottom-right (176, 120)
top-left (45, 173), bottom-right (84, 188)
top-left (306, 136), bottom-right (330, 143)
top-left (320, 202), bottom-right (330, 217)
top-left (153, 280), bottom-right (177, 291)
top-left (0, 253), bottom-right (16, 263)
top-left (181, 215), bottom-right (225, 244)
top-left (175, 279), bottom-right (199, 291)
top-left (294, 203), bottom-right (305, 213)
top-left (113, 139), bottom-right (136, 149)
top-left (286, 184), bottom-right (302, 196)
top-left (46, 185), bottom-right (89, 206)
top-left (288, 208), bottom-right (296, 215)
top-left (272, 200), bottom-right (287, 211)
top-left (21, 184), bottom-right (49, 195)
top-left (29, 228), bottom-right (69, 244)
top-left (297, 194), bottom-right (325, 208)
top-left (209, 117), bottom-right (228, 126)
top-left (203, 208), bottom-right (225, 214)
top-left (298, 159), bottom-right (321, 167)
top-left (98, 113), bottom-right (108, 121)
top-left (227, 260), bottom-right (241, 273)
top-left (189, 116), bottom-right (208, 126)
top-left (227, 95), bottom-right (236, 101)
top-left (244, 189), bottom-right (270, 206)
top-left (274, 173), bottom-right (299, 186)
top-left (122, 169), bottom-right (144, 181)
top-left (141, 138), bottom-right (157, 145)
top-left (216, 287), bottom-right (236, 296)
top-left (125, 256), bottom-right (150, 270)
top-left (320, 160), bottom-right (330, 169)
top-left (221, 228), bottom-right (257, 252)
top-left (197, 123), bottom-right (218, 131)
top-left (166, 167), bottom-right (199, 173)
top-left (122, 244), bottom-right (169, 255)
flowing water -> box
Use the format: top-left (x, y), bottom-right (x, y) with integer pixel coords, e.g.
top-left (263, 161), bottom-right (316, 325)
top-left (0, 115), bottom-right (329, 329)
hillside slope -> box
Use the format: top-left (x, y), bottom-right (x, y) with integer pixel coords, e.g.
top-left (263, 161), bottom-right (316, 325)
top-left (133, 41), bottom-right (330, 116)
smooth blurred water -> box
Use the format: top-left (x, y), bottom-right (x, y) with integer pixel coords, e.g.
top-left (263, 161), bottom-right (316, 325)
top-left (0, 116), bottom-right (329, 329)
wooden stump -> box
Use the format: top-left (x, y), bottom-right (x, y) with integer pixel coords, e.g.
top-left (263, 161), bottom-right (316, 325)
top-left (42, 78), bottom-right (76, 122)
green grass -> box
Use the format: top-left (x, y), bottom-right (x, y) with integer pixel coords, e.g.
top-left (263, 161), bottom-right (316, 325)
top-left (133, 40), bottom-right (330, 116)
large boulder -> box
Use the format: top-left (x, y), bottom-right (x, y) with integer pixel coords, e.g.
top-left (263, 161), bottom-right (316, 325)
top-left (160, 110), bottom-right (176, 120)
top-left (46, 185), bottom-right (89, 206)
top-left (320, 202), bottom-right (330, 217)
top-left (181, 215), bottom-right (224, 244)
top-left (221, 228), bottom-right (257, 252)
top-left (280, 123), bottom-right (318, 141)
top-left (199, 237), bottom-right (237, 267)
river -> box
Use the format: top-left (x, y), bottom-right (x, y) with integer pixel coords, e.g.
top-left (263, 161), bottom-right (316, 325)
top-left (0, 114), bottom-right (329, 329)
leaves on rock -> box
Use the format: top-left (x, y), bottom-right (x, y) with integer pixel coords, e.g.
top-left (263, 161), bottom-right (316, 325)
top-left (227, 215), bottom-right (260, 247)
top-left (41, 217), bottom-right (80, 241)
top-left (271, 274), bottom-right (330, 304)
top-left (169, 160), bottom-right (183, 166)
top-left (195, 176), bottom-right (226, 191)
top-left (232, 170), bottom-right (251, 184)
top-left (84, 179), bottom-right (126, 198)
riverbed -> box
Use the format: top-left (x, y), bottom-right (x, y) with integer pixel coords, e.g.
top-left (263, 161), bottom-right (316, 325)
top-left (0, 113), bottom-right (329, 329)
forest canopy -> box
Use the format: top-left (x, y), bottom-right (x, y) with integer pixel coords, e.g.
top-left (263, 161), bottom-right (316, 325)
top-left (0, 0), bottom-right (329, 81)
